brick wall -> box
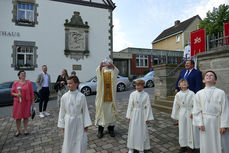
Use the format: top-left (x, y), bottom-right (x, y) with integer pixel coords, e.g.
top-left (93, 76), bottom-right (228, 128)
top-left (130, 54), bottom-right (151, 75)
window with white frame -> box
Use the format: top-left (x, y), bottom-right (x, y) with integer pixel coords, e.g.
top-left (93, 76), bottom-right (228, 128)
top-left (12, 41), bottom-right (38, 70)
top-left (16, 46), bottom-right (34, 68)
top-left (136, 55), bottom-right (148, 67)
top-left (12, 0), bottom-right (38, 26)
top-left (17, 3), bottom-right (34, 22)
top-left (176, 35), bottom-right (180, 42)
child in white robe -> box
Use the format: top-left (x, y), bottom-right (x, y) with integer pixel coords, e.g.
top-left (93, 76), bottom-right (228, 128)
top-left (58, 76), bottom-right (92, 153)
top-left (171, 79), bottom-right (200, 153)
top-left (126, 79), bottom-right (154, 153)
top-left (193, 70), bottom-right (229, 153)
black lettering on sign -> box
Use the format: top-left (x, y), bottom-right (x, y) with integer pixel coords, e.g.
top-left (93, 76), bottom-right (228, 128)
top-left (0, 31), bottom-right (20, 37)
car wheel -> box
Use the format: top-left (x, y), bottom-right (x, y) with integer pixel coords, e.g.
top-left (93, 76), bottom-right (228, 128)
top-left (117, 83), bottom-right (125, 92)
top-left (132, 82), bottom-right (136, 88)
top-left (146, 80), bottom-right (154, 88)
top-left (81, 87), bottom-right (91, 96)
top-left (34, 92), bottom-right (40, 103)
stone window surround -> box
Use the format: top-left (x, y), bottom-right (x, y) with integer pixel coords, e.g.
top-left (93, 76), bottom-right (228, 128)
top-left (12, 0), bottom-right (39, 27)
top-left (11, 40), bottom-right (38, 70)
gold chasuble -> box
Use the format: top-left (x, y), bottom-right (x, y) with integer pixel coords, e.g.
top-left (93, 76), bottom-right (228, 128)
top-left (95, 66), bottom-right (119, 126)
top-left (103, 70), bottom-right (112, 102)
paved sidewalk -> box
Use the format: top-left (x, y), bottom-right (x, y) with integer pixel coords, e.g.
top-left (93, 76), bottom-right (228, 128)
top-left (0, 97), bottom-right (180, 153)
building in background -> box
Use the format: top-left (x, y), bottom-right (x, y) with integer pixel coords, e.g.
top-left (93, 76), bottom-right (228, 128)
top-left (113, 51), bottom-right (132, 77)
top-left (152, 15), bottom-right (201, 51)
top-left (113, 47), bottom-right (183, 78)
top-left (0, 0), bottom-right (115, 83)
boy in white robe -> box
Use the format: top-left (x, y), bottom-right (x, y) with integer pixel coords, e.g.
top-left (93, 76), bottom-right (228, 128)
top-left (58, 76), bottom-right (92, 153)
top-left (171, 79), bottom-right (200, 153)
top-left (193, 70), bottom-right (229, 153)
top-left (95, 57), bottom-right (119, 138)
top-left (126, 79), bottom-right (154, 153)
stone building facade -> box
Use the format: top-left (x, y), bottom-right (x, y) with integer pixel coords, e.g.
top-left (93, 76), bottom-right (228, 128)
top-left (197, 47), bottom-right (229, 96)
top-left (0, 0), bottom-right (115, 83)
top-left (152, 15), bottom-right (201, 51)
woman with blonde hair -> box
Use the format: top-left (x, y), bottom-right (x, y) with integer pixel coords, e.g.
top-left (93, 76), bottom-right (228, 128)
top-left (55, 69), bottom-right (69, 107)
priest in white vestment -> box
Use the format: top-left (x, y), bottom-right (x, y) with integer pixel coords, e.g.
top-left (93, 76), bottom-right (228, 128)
top-left (95, 57), bottom-right (119, 138)
top-left (58, 76), bottom-right (92, 153)
top-left (193, 71), bottom-right (229, 153)
top-left (126, 79), bottom-right (154, 153)
top-left (171, 79), bottom-right (200, 153)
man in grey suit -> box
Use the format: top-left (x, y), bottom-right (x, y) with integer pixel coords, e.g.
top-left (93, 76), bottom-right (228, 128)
top-left (36, 65), bottom-right (51, 118)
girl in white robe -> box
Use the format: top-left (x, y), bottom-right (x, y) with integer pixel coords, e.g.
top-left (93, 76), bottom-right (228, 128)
top-left (126, 79), bottom-right (154, 153)
top-left (171, 79), bottom-right (200, 152)
top-left (58, 76), bottom-right (92, 153)
top-left (193, 71), bottom-right (229, 153)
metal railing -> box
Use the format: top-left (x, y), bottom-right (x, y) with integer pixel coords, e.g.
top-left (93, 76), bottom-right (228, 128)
top-left (166, 60), bottom-right (185, 76)
top-left (206, 34), bottom-right (229, 51)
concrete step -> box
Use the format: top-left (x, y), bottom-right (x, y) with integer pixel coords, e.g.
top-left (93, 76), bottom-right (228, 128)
top-left (154, 100), bottom-right (174, 107)
top-left (161, 96), bottom-right (175, 101)
top-left (151, 103), bottom-right (172, 114)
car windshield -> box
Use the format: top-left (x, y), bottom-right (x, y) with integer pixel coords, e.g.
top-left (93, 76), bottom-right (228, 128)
top-left (87, 75), bottom-right (122, 82)
top-left (144, 71), bottom-right (154, 77)
top-left (0, 82), bottom-right (12, 89)
top-left (87, 76), bottom-right (97, 82)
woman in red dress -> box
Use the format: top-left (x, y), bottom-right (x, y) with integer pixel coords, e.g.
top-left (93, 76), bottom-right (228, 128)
top-left (11, 70), bottom-right (34, 137)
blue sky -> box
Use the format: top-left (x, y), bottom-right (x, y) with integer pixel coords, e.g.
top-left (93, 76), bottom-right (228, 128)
top-left (112, 0), bottom-right (229, 51)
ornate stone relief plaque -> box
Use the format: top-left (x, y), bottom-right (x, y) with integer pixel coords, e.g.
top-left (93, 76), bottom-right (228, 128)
top-left (64, 12), bottom-right (89, 61)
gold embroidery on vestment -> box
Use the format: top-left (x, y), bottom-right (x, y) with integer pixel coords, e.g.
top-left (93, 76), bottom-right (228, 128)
top-left (103, 70), bottom-right (112, 102)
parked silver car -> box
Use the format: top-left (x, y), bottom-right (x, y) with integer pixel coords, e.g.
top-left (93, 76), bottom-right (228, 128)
top-left (79, 75), bottom-right (130, 96)
top-left (132, 71), bottom-right (154, 88)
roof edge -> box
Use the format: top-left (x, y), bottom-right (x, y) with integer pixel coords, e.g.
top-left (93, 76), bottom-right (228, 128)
top-left (50, 0), bottom-right (116, 10)
top-left (152, 15), bottom-right (201, 44)
top-left (183, 15), bottom-right (202, 31)
top-left (152, 30), bottom-right (183, 44)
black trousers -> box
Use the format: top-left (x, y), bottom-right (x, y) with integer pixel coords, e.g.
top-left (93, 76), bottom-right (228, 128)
top-left (39, 87), bottom-right (50, 112)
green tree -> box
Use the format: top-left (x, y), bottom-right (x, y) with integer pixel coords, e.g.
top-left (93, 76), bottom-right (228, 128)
top-left (200, 4), bottom-right (229, 36)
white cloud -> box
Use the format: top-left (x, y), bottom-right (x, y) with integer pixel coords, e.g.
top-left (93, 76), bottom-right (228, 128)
top-left (184, 0), bottom-right (229, 19)
top-left (112, 0), bottom-right (229, 50)
top-left (113, 17), bottom-right (133, 51)
top-left (139, 0), bottom-right (229, 41)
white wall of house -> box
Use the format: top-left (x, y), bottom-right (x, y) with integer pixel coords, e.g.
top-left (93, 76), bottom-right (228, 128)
top-left (0, 0), bottom-right (111, 83)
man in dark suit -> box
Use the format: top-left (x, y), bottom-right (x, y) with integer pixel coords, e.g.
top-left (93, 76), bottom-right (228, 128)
top-left (175, 60), bottom-right (202, 94)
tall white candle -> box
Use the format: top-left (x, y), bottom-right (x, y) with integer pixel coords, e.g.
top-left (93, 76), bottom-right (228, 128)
top-left (17, 87), bottom-right (22, 102)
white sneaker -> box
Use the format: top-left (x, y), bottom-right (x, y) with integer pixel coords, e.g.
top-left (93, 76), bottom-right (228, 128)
top-left (43, 112), bottom-right (50, 116)
top-left (39, 112), bottom-right (45, 118)
top-left (128, 149), bottom-right (134, 153)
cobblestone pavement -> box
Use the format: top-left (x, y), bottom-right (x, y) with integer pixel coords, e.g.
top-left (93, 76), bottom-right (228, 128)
top-left (0, 97), bottom-right (180, 153)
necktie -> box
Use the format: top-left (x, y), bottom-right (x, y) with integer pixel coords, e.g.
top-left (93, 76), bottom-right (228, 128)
top-left (184, 70), bottom-right (190, 80)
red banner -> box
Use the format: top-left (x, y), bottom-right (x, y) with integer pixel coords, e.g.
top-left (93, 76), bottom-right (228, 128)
top-left (191, 28), bottom-right (205, 56)
top-left (224, 22), bottom-right (229, 45)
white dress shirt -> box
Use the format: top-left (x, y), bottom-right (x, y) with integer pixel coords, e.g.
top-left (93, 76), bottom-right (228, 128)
top-left (43, 72), bottom-right (49, 87)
